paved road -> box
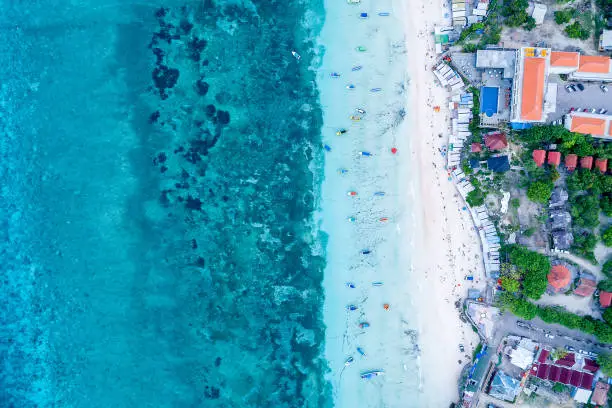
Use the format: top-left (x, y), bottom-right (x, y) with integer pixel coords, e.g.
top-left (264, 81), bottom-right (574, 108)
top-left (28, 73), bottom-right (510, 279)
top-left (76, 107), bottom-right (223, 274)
top-left (493, 312), bottom-right (612, 356)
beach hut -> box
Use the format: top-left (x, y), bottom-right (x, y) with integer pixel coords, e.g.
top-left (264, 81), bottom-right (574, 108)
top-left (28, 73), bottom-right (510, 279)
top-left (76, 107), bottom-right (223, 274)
top-left (574, 273), bottom-right (597, 297)
top-left (471, 143), bottom-right (482, 153)
top-left (565, 154), bottom-right (577, 171)
top-left (532, 150), bottom-right (546, 167)
top-left (547, 151), bottom-right (561, 167)
top-left (484, 132), bottom-right (508, 151)
top-left (595, 158), bottom-right (608, 173)
top-left (580, 156), bottom-right (593, 170)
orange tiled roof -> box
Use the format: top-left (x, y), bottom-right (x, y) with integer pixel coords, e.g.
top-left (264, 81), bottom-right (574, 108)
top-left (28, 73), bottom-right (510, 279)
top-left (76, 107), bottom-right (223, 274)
top-left (550, 51), bottom-right (579, 67)
top-left (521, 57), bottom-right (546, 121)
top-left (533, 150), bottom-right (546, 167)
top-left (565, 154), bottom-right (577, 170)
top-left (581, 156), bottom-right (593, 169)
top-left (570, 116), bottom-right (606, 135)
top-left (548, 151), bottom-right (561, 166)
top-left (596, 158), bottom-right (608, 173)
top-left (578, 55), bottom-right (611, 74)
top-left (548, 265), bottom-right (571, 290)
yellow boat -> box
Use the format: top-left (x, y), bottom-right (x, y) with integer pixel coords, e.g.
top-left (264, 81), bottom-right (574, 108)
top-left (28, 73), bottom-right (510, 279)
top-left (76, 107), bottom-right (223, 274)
top-left (350, 115), bottom-right (361, 121)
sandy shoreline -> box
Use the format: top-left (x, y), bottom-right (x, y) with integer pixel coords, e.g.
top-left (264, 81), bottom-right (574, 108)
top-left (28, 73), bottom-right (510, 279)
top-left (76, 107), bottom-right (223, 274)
top-left (318, 0), bottom-right (485, 406)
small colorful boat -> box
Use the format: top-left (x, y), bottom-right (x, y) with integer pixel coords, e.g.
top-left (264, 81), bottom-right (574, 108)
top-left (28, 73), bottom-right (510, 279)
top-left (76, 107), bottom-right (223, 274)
top-left (350, 115), bottom-right (361, 121)
top-left (379, 217), bottom-right (389, 222)
top-left (347, 305), bottom-right (358, 311)
top-left (358, 151), bottom-right (371, 156)
top-left (346, 84), bottom-right (356, 90)
top-left (356, 108), bottom-right (366, 114)
top-left (370, 88), bottom-right (382, 92)
top-left (346, 282), bottom-right (356, 288)
top-left (373, 191), bottom-right (385, 196)
top-left (352, 65), bottom-right (362, 71)
top-left (324, 144), bottom-right (331, 152)
top-left (347, 191), bottom-right (358, 196)
top-left (347, 216), bottom-right (356, 222)
top-left (359, 12), bottom-right (368, 18)
top-left (361, 249), bottom-right (371, 255)
top-left (371, 282), bottom-right (384, 287)
top-left (359, 322), bottom-right (370, 329)
top-left (330, 72), bottom-right (341, 78)
top-left (361, 370), bottom-right (384, 380)
top-left (336, 128), bottom-right (347, 135)
top-left (345, 357), bottom-right (354, 366)
top-left (357, 347), bottom-right (366, 357)
top-left (378, 12), bottom-right (390, 16)
top-left (356, 46), bottom-right (367, 52)
top-left (347, 0), bottom-right (360, 3)
top-left (338, 168), bottom-right (349, 175)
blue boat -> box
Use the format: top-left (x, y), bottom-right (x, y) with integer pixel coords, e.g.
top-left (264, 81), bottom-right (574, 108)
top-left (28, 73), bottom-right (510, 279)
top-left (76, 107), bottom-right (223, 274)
top-left (347, 305), bottom-right (358, 311)
top-left (359, 12), bottom-right (368, 18)
top-left (330, 72), bottom-right (341, 78)
top-left (361, 370), bottom-right (384, 379)
top-left (357, 347), bottom-right (366, 357)
top-left (346, 282), bottom-right (356, 288)
top-left (373, 191), bottom-right (385, 196)
top-left (358, 151), bottom-right (371, 156)
top-left (352, 65), bottom-right (362, 71)
top-left (371, 281), bottom-right (384, 286)
top-left (370, 88), bottom-right (382, 92)
top-left (378, 12), bottom-right (390, 16)
top-left (324, 144), bottom-right (332, 152)
top-left (346, 84), bottom-right (356, 90)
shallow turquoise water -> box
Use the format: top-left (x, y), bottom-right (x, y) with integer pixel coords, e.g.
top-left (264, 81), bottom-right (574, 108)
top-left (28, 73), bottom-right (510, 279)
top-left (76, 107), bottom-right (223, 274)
top-left (0, 1), bottom-right (329, 406)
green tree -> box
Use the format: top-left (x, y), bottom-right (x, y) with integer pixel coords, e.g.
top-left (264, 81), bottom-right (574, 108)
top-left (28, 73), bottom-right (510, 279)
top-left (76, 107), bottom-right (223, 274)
top-left (527, 180), bottom-right (554, 204)
top-left (601, 195), bottom-right (612, 217)
top-left (571, 196), bottom-right (600, 229)
top-left (597, 353), bottom-right (612, 376)
top-left (508, 245), bottom-right (550, 299)
top-left (554, 10), bottom-right (573, 24)
top-left (603, 226), bottom-right (612, 247)
top-left (501, 276), bottom-right (520, 293)
top-left (552, 382), bottom-right (567, 393)
top-left (510, 198), bottom-right (520, 209)
top-left (603, 259), bottom-right (612, 278)
top-left (523, 16), bottom-right (536, 30)
top-left (604, 308), bottom-right (612, 326)
top-left (564, 21), bottom-right (590, 40)
top-left (599, 279), bottom-right (612, 292)
top-left (466, 188), bottom-right (485, 207)
top-left (499, 292), bottom-right (537, 319)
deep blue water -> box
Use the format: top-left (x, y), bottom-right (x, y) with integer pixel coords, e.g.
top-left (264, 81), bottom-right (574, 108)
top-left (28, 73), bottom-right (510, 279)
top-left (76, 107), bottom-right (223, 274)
top-left (0, 1), bottom-right (329, 406)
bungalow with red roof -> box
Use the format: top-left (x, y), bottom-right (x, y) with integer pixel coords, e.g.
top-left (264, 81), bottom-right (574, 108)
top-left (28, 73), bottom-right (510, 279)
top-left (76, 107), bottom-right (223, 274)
top-left (580, 156), bottom-right (593, 170)
top-left (574, 274), bottom-right (597, 297)
top-left (533, 150), bottom-right (546, 167)
top-left (600, 291), bottom-right (612, 308)
top-left (565, 154), bottom-right (577, 171)
top-left (595, 158), bottom-right (608, 173)
top-left (547, 151), bottom-right (561, 167)
top-left (471, 143), bottom-right (482, 153)
top-left (592, 382), bottom-right (610, 406)
top-left (484, 132), bottom-right (508, 151)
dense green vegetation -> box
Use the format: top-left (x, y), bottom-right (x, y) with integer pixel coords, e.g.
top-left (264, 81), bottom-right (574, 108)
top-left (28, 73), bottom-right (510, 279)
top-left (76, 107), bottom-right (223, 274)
top-left (599, 279), bottom-right (612, 293)
top-left (504, 245), bottom-right (550, 300)
top-left (552, 382), bottom-right (568, 393)
top-left (602, 226), bottom-right (612, 247)
top-left (466, 188), bottom-right (485, 207)
top-left (554, 9), bottom-right (574, 24)
top-left (597, 353), bottom-right (612, 376)
top-left (527, 180), bottom-right (554, 204)
top-left (499, 293), bottom-right (612, 343)
top-left (564, 21), bottom-right (590, 40)
top-left (501, 0), bottom-right (530, 27)
top-left (603, 259), bottom-right (612, 278)
top-left (573, 233), bottom-right (598, 263)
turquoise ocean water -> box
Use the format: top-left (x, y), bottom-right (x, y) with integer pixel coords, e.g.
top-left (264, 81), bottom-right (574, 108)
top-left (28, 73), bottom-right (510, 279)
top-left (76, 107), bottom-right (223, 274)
top-left (0, 1), bottom-right (331, 406)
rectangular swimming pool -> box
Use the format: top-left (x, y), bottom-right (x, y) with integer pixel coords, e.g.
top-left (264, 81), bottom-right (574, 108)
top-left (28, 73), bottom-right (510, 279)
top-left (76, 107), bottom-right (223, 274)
top-left (480, 86), bottom-right (499, 117)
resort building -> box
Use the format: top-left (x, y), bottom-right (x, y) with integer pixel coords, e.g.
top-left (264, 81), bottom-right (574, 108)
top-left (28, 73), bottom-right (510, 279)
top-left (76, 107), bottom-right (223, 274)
top-left (510, 47), bottom-right (555, 124)
top-left (483, 132), bottom-right (508, 150)
top-left (565, 154), bottom-right (577, 172)
top-left (591, 382), bottom-right (610, 406)
top-left (487, 370), bottom-right (521, 402)
top-left (564, 112), bottom-right (612, 140)
top-left (568, 55), bottom-right (612, 82)
top-left (532, 149), bottom-right (546, 167)
top-left (596, 158), bottom-right (608, 173)
top-left (475, 50), bottom-right (515, 128)
top-left (547, 151), bottom-right (561, 167)
top-left (580, 156), bottom-right (594, 170)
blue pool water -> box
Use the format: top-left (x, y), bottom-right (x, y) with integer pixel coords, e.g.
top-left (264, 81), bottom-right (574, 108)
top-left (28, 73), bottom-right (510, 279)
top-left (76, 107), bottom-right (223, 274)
top-left (480, 86), bottom-right (499, 117)
top-left (0, 1), bottom-right (330, 407)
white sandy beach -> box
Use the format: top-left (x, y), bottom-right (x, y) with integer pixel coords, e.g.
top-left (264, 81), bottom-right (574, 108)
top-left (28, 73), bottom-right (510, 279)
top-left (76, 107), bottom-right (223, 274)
top-left (318, 0), bottom-right (486, 406)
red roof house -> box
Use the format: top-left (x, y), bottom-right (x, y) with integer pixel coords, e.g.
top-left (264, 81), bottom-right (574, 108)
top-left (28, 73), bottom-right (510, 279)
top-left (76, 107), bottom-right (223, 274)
top-left (600, 291), bottom-right (612, 308)
top-left (484, 132), bottom-right (508, 151)
top-left (565, 154), bottom-right (578, 171)
top-left (547, 151), bottom-right (561, 167)
top-left (537, 349), bottom-right (549, 363)
top-left (592, 382), bottom-right (610, 406)
top-left (595, 158), bottom-right (608, 173)
top-left (580, 372), bottom-right (594, 389)
top-left (558, 367), bottom-right (570, 384)
top-left (556, 353), bottom-right (576, 367)
top-left (471, 143), bottom-right (482, 153)
top-left (548, 265), bottom-right (572, 293)
top-left (570, 370), bottom-right (583, 387)
top-left (533, 150), bottom-right (546, 167)
top-left (574, 276), bottom-right (597, 297)
top-left (580, 156), bottom-right (593, 170)
top-left (583, 359), bottom-right (600, 373)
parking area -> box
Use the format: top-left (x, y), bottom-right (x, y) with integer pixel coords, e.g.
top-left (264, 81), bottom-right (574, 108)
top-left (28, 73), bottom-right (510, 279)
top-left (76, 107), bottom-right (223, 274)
top-left (548, 76), bottom-right (611, 123)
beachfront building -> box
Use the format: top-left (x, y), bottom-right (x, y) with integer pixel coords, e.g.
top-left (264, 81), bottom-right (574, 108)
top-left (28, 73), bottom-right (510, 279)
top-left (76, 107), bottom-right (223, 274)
top-left (568, 55), bottom-right (612, 82)
top-left (487, 370), bottom-right (521, 402)
top-left (475, 50), bottom-right (515, 128)
top-left (510, 47), bottom-right (555, 124)
top-left (483, 132), bottom-right (507, 151)
top-left (564, 112), bottom-right (612, 140)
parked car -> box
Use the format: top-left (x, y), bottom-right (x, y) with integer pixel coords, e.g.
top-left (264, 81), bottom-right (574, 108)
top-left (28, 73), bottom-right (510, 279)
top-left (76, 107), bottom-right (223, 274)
top-left (576, 83), bottom-right (585, 91)
top-left (545, 333), bottom-right (555, 339)
top-left (590, 108), bottom-right (597, 113)
top-left (565, 84), bottom-right (575, 93)
top-left (459, 344), bottom-right (465, 352)
top-left (517, 321), bottom-right (530, 328)
top-left (583, 108), bottom-right (590, 112)
top-left (565, 345), bottom-right (576, 352)
top-left (599, 108), bottom-right (608, 114)
top-left (569, 107), bottom-right (576, 113)
top-left (601, 84), bottom-right (609, 93)
top-left (570, 84), bottom-right (578, 92)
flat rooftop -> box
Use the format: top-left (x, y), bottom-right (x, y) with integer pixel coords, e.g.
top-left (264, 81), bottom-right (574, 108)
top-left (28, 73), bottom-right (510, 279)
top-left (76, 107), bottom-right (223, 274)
top-left (476, 49), bottom-right (517, 79)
